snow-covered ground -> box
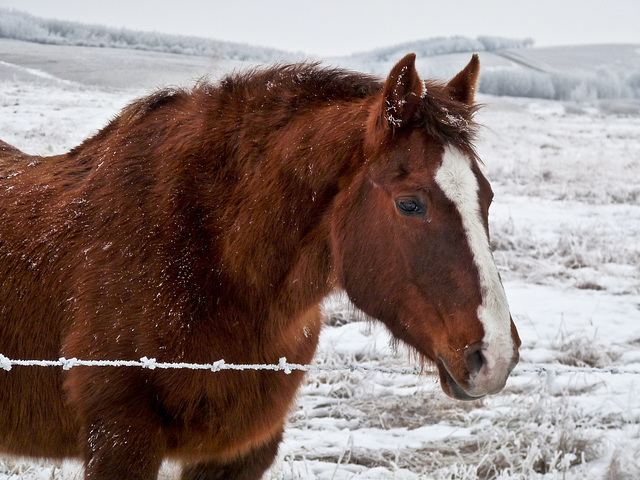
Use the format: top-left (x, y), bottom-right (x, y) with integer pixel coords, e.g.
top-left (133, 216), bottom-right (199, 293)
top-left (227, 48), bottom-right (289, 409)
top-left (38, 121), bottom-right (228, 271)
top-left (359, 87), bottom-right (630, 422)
top-left (1, 44), bottom-right (639, 479)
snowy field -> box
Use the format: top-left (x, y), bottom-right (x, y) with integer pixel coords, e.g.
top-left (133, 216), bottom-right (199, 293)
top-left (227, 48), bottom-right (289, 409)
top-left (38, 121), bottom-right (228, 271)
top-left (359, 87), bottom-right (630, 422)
top-left (1, 43), bottom-right (640, 479)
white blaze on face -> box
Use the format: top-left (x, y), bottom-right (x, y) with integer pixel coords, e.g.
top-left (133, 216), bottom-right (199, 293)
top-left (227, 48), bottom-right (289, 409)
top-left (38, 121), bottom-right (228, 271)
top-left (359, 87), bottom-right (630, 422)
top-left (434, 146), bottom-right (513, 381)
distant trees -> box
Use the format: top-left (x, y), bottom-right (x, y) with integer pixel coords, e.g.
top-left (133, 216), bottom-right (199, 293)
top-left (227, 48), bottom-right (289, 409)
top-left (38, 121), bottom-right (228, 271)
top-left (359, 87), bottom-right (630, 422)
top-left (477, 36), bottom-right (535, 51)
top-left (353, 35), bottom-right (534, 63)
top-left (0, 8), bottom-right (291, 61)
top-left (480, 69), bottom-right (556, 99)
top-left (480, 67), bottom-right (640, 101)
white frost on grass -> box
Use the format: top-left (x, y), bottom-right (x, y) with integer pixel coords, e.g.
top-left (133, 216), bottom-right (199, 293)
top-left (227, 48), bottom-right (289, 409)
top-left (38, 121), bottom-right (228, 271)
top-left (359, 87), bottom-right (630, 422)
top-left (0, 80), bottom-right (135, 156)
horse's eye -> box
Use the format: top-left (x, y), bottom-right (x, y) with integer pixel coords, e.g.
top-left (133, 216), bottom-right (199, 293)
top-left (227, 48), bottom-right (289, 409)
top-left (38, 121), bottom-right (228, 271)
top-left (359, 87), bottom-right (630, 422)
top-left (395, 196), bottom-right (427, 217)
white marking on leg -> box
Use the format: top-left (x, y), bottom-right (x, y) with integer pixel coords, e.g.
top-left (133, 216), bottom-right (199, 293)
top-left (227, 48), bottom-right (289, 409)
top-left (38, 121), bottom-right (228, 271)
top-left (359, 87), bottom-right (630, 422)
top-left (434, 146), bottom-right (513, 382)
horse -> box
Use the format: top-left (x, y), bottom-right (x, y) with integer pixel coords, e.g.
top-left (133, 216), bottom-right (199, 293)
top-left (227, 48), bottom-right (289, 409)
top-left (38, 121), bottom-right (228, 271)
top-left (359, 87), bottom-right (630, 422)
top-left (0, 53), bottom-right (520, 480)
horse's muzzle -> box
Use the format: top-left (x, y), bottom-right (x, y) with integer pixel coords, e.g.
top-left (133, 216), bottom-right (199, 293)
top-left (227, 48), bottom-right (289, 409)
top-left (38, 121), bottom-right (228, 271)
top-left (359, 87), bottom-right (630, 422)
top-left (437, 341), bottom-right (520, 401)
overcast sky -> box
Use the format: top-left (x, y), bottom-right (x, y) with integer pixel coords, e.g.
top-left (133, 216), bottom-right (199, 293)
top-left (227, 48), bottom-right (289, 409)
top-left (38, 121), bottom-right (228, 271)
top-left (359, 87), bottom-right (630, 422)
top-left (1, 0), bottom-right (639, 56)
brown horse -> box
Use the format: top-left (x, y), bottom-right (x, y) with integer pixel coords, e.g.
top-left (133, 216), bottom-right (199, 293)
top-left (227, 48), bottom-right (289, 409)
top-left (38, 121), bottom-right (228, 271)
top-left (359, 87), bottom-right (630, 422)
top-left (0, 53), bottom-right (520, 479)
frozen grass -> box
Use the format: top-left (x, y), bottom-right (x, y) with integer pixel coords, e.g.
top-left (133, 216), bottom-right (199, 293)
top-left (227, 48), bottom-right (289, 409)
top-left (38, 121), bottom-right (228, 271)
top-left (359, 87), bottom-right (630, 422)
top-left (478, 97), bottom-right (640, 296)
top-left (551, 328), bottom-right (622, 369)
top-left (267, 308), bottom-right (640, 480)
top-left (490, 212), bottom-right (640, 294)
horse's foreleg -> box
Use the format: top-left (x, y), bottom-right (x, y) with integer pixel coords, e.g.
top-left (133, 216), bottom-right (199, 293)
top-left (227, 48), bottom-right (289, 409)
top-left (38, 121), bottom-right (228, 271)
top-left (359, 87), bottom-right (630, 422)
top-left (82, 415), bottom-right (166, 480)
top-left (180, 429), bottom-right (283, 480)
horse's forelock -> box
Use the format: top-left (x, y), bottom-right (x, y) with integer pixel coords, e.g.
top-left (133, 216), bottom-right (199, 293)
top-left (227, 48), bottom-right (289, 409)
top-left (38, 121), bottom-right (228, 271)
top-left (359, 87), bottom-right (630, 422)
top-left (413, 82), bottom-right (481, 159)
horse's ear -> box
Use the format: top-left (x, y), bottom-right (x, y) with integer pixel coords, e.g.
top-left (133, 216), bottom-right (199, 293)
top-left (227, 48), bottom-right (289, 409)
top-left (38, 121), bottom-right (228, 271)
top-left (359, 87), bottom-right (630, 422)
top-left (377, 53), bottom-right (423, 131)
top-left (447, 54), bottom-right (480, 105)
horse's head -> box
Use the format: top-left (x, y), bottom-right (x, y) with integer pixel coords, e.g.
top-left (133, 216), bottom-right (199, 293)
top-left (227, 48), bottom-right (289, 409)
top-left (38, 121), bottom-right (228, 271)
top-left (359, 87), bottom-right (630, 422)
top-left (331, 54), bottom-right (520, 400)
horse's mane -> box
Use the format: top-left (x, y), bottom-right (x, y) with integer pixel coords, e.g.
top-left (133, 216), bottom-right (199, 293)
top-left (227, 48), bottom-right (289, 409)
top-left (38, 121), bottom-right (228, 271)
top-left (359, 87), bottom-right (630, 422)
top-left (219, 63), bottom-right (480, 152)
top-left (76, 62), bottom-right (480, 159)
top-left (216, 63), bottom-right (382, 103)
top-left (215, 63), bottom-right (480, 153)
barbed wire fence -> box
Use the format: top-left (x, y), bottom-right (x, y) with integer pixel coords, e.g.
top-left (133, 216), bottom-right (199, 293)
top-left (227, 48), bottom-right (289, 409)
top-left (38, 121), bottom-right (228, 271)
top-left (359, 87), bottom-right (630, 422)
top-left (2, 354), bottom-right (640, 377)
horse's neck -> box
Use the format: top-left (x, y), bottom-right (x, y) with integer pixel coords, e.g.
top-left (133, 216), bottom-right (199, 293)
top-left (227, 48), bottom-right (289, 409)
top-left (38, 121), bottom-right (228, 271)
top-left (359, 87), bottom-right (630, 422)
top-left (212, 99), bottom-right (368, 317)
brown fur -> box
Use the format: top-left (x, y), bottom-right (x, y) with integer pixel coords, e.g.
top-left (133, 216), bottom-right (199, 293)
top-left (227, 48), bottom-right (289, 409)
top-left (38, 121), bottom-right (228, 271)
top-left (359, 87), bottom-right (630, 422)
top-left (0, 54), bottom-right (518, 479)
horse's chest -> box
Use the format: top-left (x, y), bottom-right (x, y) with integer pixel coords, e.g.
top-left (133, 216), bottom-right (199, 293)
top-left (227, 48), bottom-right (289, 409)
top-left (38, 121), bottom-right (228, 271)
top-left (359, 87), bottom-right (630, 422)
top-left (167, 304), bottom-right (323, 460)
top-left (163, 366), bottom-right (307, 462)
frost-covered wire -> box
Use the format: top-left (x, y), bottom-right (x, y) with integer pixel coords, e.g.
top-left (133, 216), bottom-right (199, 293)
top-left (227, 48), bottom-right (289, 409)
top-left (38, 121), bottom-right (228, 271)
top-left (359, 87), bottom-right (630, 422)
top-left (1, 353), bottom-right (640, 377)
top-left (0, 354), bottom-right (421, 375)
top-left (512, 364), bottom-right (640, 376)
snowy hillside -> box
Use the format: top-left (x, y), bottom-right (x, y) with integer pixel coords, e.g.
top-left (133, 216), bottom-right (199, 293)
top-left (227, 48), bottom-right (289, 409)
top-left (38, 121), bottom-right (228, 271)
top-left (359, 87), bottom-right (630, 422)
top-left (1, 35), bottom-right (640, 480)
top-left (2, 8), bottom-right (640, 102)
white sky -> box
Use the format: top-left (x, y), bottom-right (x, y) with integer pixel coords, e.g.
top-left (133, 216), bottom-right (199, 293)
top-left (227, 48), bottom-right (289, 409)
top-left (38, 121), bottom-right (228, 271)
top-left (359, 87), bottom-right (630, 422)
top-left (1, 0), bottom-right (639, 57)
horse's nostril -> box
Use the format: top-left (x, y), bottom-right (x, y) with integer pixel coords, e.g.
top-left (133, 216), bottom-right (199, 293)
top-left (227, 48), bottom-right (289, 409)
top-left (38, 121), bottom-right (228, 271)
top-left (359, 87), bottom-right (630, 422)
top-left (464, 343), bottom-right (486, 376)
